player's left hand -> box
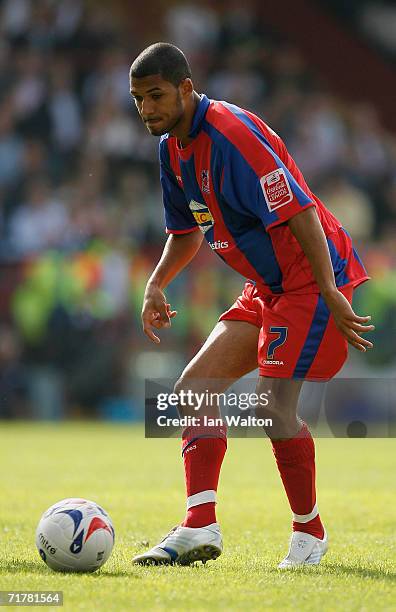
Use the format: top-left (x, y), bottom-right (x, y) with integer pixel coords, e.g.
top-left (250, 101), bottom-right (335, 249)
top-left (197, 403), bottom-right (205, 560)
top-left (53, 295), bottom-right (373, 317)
top-left (324, 289), bottom-right (374, 351)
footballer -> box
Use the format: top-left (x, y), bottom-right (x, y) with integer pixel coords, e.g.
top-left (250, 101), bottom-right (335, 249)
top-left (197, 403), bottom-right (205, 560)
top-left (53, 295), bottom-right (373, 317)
top-left (129, 43), bottom-right (374, 568)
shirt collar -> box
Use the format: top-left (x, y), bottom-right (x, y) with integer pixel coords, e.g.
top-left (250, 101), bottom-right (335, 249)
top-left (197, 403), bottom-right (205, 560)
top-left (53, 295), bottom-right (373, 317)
top-left (188, 94), bottom-right (210, 138)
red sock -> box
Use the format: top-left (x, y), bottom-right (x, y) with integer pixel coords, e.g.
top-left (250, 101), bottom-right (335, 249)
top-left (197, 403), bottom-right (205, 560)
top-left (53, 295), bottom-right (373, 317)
top-left (182, 425), bottom-right (227, 528)
top-left (271, 423), bottom-right (324, 539)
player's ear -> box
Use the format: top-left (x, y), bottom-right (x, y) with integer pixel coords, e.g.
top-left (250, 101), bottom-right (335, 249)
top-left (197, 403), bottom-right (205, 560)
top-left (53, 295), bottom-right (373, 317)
top-left (179, 78), bottom-right (193, 98)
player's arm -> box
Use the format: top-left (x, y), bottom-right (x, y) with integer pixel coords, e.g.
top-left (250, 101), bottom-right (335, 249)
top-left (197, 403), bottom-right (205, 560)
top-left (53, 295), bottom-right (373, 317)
top-left (142, 230), bottom-right (204, 343)
top-left (145, 137), bottom-right (202, 343)
top-left (288, 207), bottom-right (374, 351)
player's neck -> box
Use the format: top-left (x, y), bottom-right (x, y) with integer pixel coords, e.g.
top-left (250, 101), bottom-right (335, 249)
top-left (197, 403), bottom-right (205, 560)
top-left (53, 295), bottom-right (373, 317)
top-left (170, 91), bottom-right (201, 148)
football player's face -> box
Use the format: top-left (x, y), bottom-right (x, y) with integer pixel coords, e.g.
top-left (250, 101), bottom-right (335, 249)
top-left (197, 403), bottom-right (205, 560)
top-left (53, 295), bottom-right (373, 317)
top-left (130, 74), bottom-right (186, 136)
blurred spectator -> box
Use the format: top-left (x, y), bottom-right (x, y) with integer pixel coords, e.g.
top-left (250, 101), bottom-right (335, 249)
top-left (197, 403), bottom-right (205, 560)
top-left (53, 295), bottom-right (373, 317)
top-left (360, 2), bottom-right (396, 55)
top-left (0, 325), bottom-right (29, 418)
top-left (382, 177), bottom-right (396, 235)
top-left (23, 138), bottom-right (49, 178)
top-left (164, 2), bottom-right (220, 57)
top-left (48, 58), bottom-right (82, 152)
top-left (346, 104), bottom-right (392, 183)
top-left (13, 49), bottom-right (47, 130)
top-left (319, 174), bottom-right (375, 242)
top-left (0, 97), bottom-right (25, 188)
top-left (53, 0), bottom-right (84, 43)
top-left (208, 44), bottom-right (267, 109)
top-left (26, 1), bottom-right (56, 51)
top-left (9, 176), bottom-right (69, 255)
top-left (117, 168), bottom-right (164, 244)
top-left (288, 93), bottom-right (347, 182)
top-left (83, 47), bottom-right (131, 110)
top-left (85, 94), bottom-right (139, 158)
top-left (1, 0), bottom-right (31, 40)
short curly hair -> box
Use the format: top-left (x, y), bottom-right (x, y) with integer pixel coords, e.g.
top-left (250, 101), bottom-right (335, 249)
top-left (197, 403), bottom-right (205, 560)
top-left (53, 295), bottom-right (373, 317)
top-left (130, 42), bottom-right (192, 87)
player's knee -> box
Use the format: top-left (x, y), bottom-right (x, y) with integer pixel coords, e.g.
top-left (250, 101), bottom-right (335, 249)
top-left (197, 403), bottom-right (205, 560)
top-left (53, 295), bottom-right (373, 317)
top-left (173, 374), bottom-right (198, 397)
top-left (254, 396), bottom-right (296, 423)
top-left (173, 374), bottom-right (224, 418)
top-left (172, 377), bottom-right (187, 416)
top-left (174, 369), bottom-right (227, 396)
top-left (173, 375), bottom-right (203, 417)
top-left (254, 398), bottom-right (282, 421)
top-left (255, 400), bottom-right (298, 439)
top-left (255, 378), bottom-right (300, 420)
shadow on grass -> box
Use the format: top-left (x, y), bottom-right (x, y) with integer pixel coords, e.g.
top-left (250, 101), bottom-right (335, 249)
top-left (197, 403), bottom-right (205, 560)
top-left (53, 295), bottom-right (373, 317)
top-left (323, 562), bottom-right (396, 582)
top-left (97, 570), bottom-right (142, 578)
top-left (267, 561), bottom-right (396, 581)
top-left (2, 559), bottom-right (46, 574)
top-left (5, 557), bottom-right (395, 582)
top-left (2, 559), bottom-right (137, 578)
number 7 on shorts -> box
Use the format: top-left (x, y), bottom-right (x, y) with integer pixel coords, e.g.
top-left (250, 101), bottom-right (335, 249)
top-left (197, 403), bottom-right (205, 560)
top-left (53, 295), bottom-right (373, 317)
top-left (267, 326), bottom-right (288, 359)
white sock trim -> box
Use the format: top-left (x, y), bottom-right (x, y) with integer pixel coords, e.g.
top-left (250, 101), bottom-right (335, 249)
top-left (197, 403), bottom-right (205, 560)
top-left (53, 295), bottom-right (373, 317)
top-left (293, 503), bottom-right (319, 523)
top-left (187, 490), bottom-right (216, 509)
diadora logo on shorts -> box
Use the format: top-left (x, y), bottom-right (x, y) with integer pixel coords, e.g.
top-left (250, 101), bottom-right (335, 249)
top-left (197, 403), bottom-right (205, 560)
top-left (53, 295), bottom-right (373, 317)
top-left (260, 168), bottom-right (293, 212)
top-left (189, 200), bottom-right (214, 234)
top-left (263, 360), bottom-right (284, 365)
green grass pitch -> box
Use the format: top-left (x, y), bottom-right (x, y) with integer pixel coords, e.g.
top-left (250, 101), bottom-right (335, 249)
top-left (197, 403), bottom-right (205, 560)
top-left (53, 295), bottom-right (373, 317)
top-left (0, 422), bottom-right (395, 611)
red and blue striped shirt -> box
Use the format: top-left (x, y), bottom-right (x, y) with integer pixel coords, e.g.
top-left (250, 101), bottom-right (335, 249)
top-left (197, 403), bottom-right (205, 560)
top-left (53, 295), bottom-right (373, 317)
top-left (159, 94), bottom-right (368, 295)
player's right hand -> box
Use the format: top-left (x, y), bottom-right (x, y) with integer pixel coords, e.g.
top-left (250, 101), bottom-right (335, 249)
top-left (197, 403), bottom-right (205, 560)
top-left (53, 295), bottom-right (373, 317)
top-left (141, 285), bottom-right (177, 344)
top-left (324, 288), bottom-right (374, 352)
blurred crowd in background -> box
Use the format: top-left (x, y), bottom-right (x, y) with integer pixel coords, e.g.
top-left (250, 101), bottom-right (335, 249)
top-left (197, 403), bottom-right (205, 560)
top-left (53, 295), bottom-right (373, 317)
top-left (0, 0), bottom-right (395, 419)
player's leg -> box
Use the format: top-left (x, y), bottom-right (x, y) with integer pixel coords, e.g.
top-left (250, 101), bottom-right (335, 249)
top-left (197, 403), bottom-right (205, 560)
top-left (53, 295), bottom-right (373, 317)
top-left (255, 375), bottom-right (327, 567)
top-left (133, 319), bottom-right (260, 565)
top-left (255, 287), bottom-right (354, 567)
top-left (255, 376), bottom-right (322, 541)
top-left (255, 377), bottom-right (303, 439)
top-left (175, 320), bottom-right (259, 529)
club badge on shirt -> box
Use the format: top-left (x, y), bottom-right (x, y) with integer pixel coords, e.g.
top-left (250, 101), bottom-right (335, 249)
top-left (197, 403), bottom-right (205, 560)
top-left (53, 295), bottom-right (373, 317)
top-left (260, 168), bottom-right (293, 212)
top-left (201, 169), bottom-right (210, 194)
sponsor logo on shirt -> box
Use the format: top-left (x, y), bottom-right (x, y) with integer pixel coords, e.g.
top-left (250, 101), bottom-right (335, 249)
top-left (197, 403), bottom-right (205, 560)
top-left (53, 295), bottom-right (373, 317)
top-left (189, 200), bottom-right (214, 234)
top-left (209, 240), bottom-right (229, 250)
top-left (260, 168), bottom-right (293, 212)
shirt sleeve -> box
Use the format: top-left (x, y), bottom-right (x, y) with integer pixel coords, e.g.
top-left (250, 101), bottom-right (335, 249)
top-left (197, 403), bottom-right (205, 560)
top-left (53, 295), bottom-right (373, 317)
top-left (159, 137), bottom-right (199, 234)
top-left (220, 129), bottom-right (315, 231)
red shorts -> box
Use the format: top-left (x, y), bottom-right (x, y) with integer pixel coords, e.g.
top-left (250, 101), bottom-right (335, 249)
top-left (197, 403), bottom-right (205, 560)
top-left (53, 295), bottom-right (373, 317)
top-left (219, 282), bottom-right (353, 380)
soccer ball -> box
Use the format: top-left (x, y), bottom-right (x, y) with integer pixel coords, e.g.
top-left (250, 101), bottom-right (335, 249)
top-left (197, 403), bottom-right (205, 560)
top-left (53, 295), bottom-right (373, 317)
top-left (35, 498), bottom-right (115, 572)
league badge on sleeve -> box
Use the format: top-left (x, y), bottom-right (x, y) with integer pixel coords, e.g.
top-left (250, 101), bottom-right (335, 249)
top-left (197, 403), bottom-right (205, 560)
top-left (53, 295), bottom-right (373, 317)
top-left (260, 168), bottom-right (293, 212)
